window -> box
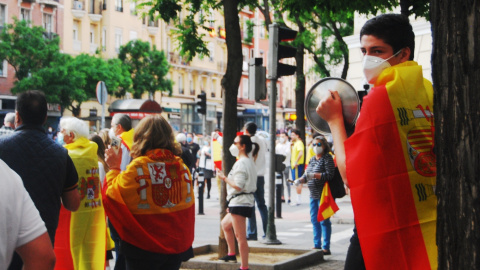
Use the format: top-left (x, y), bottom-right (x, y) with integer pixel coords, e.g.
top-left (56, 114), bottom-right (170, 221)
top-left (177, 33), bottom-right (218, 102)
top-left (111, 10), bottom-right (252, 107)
top-left (0, 4), bottom-right (6, 32)
top-left (101, 27), bottom-right (106, 51)
top-left (208, 42), bottom-right (214, 62)
top-left (90, 25), bottom-right (95, 44)
top-left (43, 13), bottom-right (53, 33)
top-left (72, 21), bottom-right (81, 51)
top-left (242, 78), bottom-right (248, 99)
top-left (130, 1), bottom-right (136, 15)
top-left (129, 31), bottom-right (137, 41)
top-left (115, 28), bottom-right (123, 53)
top-left (115, 0), bottom-right (123, 12)
top-left (190, 80), bottom-right (194, 95)
top-left (178, 75), bottom-right (184, 94)
top-left (20, 8), bottom-right (31, 23)
top-left (208, 8), bottom-right (214, 28)
top-left (260, 21), bottom-right (265, 39)
top-left (0, 60), bottom-right (7, 77)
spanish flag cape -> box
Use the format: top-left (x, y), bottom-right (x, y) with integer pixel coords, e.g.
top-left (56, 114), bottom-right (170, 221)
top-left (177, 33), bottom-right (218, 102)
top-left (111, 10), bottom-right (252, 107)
top-left (120, 128), bottom-right (135, 150)
top-left (102, 149), bottom-right (195, 254)
top-left (345, 61), bottom-right (437, 269)
top-left (54, 137), bottom-right (107, 270)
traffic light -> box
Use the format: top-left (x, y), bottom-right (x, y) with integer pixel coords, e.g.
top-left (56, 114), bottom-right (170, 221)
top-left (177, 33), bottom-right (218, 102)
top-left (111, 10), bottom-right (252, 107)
top-left (248, 57), bottom-right (266, 101)
top-left (267, 23), bottom-right (298, 78)
top-left (196, 92), bottom-right (207, 115)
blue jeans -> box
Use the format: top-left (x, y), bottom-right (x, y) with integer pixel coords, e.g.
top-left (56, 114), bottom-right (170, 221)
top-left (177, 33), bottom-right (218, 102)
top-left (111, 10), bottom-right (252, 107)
top-left (310, 198), bottom-right (332, 249)
top-left (247, 176), bottom-right (268, 239)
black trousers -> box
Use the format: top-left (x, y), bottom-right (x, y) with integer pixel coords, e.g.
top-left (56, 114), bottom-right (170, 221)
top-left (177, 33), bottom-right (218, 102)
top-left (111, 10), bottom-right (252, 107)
top-left (344, 226), bottom-right (366, 270)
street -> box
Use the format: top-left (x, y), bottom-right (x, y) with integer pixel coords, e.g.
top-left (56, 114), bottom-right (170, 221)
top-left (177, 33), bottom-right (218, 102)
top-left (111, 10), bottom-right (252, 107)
top-left (192, 173), bottom-right (355, 264)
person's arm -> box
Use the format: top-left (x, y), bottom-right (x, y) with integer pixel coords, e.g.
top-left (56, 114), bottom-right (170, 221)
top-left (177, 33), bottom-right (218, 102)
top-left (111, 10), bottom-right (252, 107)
top-left (16, 232), bottom-right (56, 270)
top-left (294, 146), bottom-right (304, 168)
top-left (62, 156), bottom-right (80, 211)
top-left (316, 90), bottom-right (349, 186)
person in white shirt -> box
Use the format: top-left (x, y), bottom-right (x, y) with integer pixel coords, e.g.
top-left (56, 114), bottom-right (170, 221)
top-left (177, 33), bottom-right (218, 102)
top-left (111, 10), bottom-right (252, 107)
top-left (0, 159), bottom-right (55, 270)
top-left (243, 122), bottom-right (269, 241)
top-left (198, 137), bottom-right (214, 199)
top-left (275, 132), bottom-right (292, 203)
top-left (217, 135), bottom-right (259, 270)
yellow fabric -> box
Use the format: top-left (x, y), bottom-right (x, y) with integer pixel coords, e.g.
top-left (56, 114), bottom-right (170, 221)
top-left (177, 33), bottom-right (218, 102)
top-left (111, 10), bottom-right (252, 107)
top-left (290, 140), bottom-right (305, 167)
top-left (120, 128), bottom-right (135, 150)
top-left (305, 145), bottom-right (315, 165)
top-left (378, 61), bottom-right (437, 269)
top-left (65, 137), bottom-right (107, 270)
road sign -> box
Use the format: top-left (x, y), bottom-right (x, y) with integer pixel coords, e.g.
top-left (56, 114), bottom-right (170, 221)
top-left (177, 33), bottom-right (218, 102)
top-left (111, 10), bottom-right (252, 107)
top-left (96, 81), bottom-right (108, 105)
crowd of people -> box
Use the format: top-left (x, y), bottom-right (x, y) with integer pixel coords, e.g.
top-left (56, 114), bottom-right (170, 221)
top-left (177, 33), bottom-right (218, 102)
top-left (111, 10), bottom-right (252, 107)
top-left (0, 13), bottom-right (438, 270)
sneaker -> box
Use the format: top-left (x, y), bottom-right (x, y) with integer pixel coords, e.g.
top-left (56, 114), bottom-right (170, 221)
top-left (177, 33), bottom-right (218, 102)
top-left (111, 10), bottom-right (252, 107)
top-left (219, 255), bottom-right (237, 262)
top-left (246, 236), bottom-right (257, 241)
top-left (207, 194), bottom-right (210, 199)
top-left (322, 249), bottom-right (331, 255)
top-left (290, 202), bottom-right (299, 206)
top-left (287, 199), bottom-right (291, 204)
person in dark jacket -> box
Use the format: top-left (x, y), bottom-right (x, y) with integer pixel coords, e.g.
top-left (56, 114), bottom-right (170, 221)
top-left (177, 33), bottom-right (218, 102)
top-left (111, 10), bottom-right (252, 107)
top-left (0, 90), bottom-right (80, 270)
top-left (176, 133), bottom-right (195, 174)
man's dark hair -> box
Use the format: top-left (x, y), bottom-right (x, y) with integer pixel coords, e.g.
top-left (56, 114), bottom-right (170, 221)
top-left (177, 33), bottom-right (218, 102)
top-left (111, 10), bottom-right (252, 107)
top-left (16, 90), bottom-right (47, 125)
top-left (112, 114), bottom-right (132, 131)
top-left (360, 14), bottom-right (415, 60)
top-left (291, 129), bottom-right (302, 137)
top-left (244, 122), bottom-right (257, 136)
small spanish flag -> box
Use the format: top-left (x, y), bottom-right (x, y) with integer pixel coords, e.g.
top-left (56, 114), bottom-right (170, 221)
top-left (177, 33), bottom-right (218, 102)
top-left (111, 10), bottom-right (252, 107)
top-left (317, 182), bottom-right (339, 222)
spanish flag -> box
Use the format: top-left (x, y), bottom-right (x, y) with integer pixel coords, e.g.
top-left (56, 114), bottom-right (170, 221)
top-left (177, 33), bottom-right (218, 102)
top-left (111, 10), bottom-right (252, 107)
top-left (317, 182), bottom-right (339, 222)
top-left (212, 132), bottom-right (223, 170)
top-left (345, 61), bottom-right (437, 269)
top-left (54, 138), bottom-right (107, 270)
top-left (102, 149), bottom-right (195, 254)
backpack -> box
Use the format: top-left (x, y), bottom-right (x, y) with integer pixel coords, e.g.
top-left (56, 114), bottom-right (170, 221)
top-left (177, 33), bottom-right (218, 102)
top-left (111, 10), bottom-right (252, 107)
top-left (329, 167), bottom-right (346, 199)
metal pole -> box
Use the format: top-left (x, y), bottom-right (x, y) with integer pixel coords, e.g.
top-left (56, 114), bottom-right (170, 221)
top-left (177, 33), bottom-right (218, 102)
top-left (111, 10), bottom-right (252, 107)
top-left (265, 77), bottom-right (281, 245)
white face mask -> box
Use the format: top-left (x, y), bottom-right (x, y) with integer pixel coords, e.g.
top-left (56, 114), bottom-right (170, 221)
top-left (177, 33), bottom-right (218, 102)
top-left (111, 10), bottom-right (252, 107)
top-left (279, 137), bottom-right (286, 143)
top-left (109, 127), bottom-right (116, 139)
top-left (229, 144), bottom-right (239, 157)
top-left (313, 146), bottom-right (324, 155)
top-left (362, 50), bottom-right (401, 84)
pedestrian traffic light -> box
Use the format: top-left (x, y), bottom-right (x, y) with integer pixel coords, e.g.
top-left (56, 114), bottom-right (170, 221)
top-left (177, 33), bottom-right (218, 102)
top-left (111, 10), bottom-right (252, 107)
top-left (267, 23), bottom-right (298, 78)
top-left (196, 92), bottom-right (207, 115)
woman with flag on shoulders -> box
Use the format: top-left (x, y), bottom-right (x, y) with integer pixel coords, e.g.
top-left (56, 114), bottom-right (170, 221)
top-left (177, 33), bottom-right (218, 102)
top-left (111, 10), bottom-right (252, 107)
top-left (293, 134), bottom-right (335, 255)
top-left (103, 115), bottom-right (195, 270)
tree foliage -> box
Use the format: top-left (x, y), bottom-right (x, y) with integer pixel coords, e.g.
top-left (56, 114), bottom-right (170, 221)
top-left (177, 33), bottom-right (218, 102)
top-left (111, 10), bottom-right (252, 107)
top-left (118, 40), bottom-right (173, 99)
top-left (0, 18), bottom-right (60, 80)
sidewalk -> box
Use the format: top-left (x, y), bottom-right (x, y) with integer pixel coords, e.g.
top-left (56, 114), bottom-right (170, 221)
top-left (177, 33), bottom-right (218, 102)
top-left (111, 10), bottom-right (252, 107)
top-left (330, 194), bottom-right (354, 225)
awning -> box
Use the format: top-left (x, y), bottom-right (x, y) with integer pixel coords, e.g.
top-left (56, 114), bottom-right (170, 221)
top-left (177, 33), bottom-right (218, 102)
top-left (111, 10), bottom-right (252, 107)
top-left (108, 99), bottom-right (162, 119)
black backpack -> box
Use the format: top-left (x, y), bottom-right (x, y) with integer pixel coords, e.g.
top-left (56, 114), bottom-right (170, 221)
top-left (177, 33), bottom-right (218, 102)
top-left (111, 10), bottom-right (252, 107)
top-left (329, 167), bottom-right (346, 199)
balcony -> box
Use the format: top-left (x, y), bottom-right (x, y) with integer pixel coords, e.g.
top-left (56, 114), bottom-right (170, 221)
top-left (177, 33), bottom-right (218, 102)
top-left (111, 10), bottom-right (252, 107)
top-left (38, 0), bottom-right (60, 7)
top-left (88, 0), bottom-right (103, 21)
top-left (43, 32), bottom-right (58, 40)
top-left (73, 40), bottom-right (82, 51)
top-left (72, 1), bottom-right (86, 19)
top-left (147, 19), bottom-right (158, 35)
top-left (90, 43), bottom-right (98, 54)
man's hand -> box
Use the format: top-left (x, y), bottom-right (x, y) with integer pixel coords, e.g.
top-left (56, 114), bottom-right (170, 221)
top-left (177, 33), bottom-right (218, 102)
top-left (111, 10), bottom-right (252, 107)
top-left (294, 179), bottom-right (302, 186)
top-left (306, 173), bottom-right (315, 180)
top-left (316, 90), bottom-right (344, 124)
top-left (105, 145), bottom-right (122, 170)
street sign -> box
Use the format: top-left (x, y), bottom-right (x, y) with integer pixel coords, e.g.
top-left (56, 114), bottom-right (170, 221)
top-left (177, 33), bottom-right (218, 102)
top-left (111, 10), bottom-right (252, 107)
top-left (96, 81), bottom-right (108, 105)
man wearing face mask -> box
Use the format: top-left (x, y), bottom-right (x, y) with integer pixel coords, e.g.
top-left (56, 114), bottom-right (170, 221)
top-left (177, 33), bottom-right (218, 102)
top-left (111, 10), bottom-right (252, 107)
top-left (186, 132), bottom-right (201, 169)
top-left (316, 14), bottom-right (437, 269)
top-left (275, 132), bottom-right (292, 203)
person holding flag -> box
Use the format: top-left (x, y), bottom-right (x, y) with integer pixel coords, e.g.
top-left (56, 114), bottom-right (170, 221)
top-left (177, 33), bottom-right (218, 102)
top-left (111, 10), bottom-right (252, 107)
top-left (316, 14), bottom-right (437, 269)
top-left (293, 135), bottom-right (335, 255)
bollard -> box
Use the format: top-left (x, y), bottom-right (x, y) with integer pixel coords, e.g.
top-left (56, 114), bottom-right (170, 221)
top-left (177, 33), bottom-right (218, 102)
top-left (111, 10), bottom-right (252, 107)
top-left (197, 169), bottom-right (205, 215)
top-left (275, 172), bottom-right (283, 218)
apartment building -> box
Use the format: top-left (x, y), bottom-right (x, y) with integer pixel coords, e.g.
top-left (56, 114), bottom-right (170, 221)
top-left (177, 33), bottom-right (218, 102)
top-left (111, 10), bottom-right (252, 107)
top-left (0, 0), bottom-right (63, 120)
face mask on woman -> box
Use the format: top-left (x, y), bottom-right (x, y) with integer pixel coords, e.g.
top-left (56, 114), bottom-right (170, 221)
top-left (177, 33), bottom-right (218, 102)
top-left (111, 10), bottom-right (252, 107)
top-left (229, 144), bottom-right (239, 157)
top-left (313, 146), bottom-right (324, 155)
top-left (279, 137), bottom-right (286, 143)
top-left (362, 50), bottom-right (401, 84)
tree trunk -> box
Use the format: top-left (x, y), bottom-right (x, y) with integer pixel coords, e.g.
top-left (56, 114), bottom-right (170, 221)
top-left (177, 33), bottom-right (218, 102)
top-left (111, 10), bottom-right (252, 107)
top-left (294, 19), bottom-right (306, 146)
top-left (218, 0), bottom-right (242, 258)
top-left (431, 0), bottom-right (480, 268)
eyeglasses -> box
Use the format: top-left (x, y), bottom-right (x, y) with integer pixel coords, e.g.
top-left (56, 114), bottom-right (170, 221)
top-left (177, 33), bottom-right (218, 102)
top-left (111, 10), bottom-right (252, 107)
top-left (312, 143), bottom-right (322, 147)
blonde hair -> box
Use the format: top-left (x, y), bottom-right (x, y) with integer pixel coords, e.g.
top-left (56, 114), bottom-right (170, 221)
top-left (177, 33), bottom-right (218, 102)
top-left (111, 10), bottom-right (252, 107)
top-left (130, 115), bottom-right (182, 159)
